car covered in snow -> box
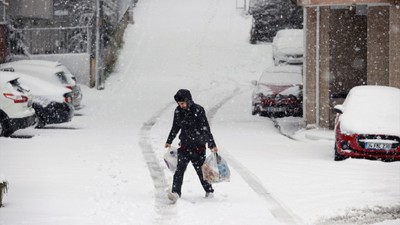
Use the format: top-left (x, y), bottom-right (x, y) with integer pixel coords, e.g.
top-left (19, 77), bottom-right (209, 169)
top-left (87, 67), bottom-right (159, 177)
top-left (251, 65), bottom-right (303, 117)
top-left (0, 73), bottom-right (36, 136)
top-left (1, 71), bottom-right (75, 128)
top-left (334, 85), bottom-right (400, 161)
top-left (0, 60), bottom-right (83, 109)
top-left (272, 29), bottom-right (304, 66)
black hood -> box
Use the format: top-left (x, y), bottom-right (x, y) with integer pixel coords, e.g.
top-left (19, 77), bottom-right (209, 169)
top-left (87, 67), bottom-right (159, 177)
top-left (174, 89), bottom-right (193, 102)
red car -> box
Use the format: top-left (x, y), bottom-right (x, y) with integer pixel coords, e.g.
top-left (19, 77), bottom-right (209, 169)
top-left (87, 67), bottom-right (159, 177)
top-left (334, 86), bottom-right (400, 161)
top-left (251, 65), bottom-right (303, 117)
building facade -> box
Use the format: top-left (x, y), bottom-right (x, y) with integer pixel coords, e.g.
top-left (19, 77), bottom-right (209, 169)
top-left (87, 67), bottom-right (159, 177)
top-left (297, 0), bottom-right (400, 129)
top-left (0, 0), bottom-right (8, 63)
top-left (6, 0), bottom-right (135, 87)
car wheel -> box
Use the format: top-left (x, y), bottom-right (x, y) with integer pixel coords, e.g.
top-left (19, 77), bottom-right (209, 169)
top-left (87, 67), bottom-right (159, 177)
top-left (32, 104), bottom-right (46, 129)
top-left (334, 145), bottom-right (347, 161)
top-left (262, 112), bottom-right (270, 117)
top-left (252, 105), bottom-right (259, 115)
top-left (274, 59), bottom-right (279, 66)
top-left (0, 117), bottom-right (12, 137)
top-left (0, 117), bottom-right (5, 136)
top-left (35, 116), bottom-right (46, 129)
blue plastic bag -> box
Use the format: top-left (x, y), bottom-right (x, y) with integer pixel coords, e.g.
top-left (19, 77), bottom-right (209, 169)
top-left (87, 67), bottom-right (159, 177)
top-left (202, 153), bottom-right (230, 183)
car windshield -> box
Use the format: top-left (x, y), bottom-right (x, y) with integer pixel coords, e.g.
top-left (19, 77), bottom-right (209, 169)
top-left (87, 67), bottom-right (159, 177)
top-left (58, 65), bottom-right (72, 74)
top-left (56, 72), bottom-right (69, 84)
top-left (9, 79), bottom-right (29, 93)
top-left (58, 65), bottom-right (77, 84)
top-left (55, 71), bottom-right (75, 85)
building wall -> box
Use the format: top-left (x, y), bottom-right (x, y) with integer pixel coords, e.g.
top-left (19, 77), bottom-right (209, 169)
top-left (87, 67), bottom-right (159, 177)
top-left (367, 6), bottom-right (390, 85)
top-left (330, 8), bottom-right (367, 94)
top-left (328, 7), bottom-right (368, 127)
top-left (8, 0), bottom-right (53, 19)
top-left (305, 7), bottom-right (317, 126)
top-left (0, 24), bottom-right (7, 63)
top-left (298, 0), bottom-right (393, 5)
top-left (319, 7), bottom-right (331, 128)
top-left (303, 3), bottom-right (397, 129)
top-left (389, 3), bottom-right (400, 88)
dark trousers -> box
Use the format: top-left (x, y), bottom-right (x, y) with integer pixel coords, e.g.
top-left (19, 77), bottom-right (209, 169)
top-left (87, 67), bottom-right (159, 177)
top-left (172, 148), bottom-right (214, 196)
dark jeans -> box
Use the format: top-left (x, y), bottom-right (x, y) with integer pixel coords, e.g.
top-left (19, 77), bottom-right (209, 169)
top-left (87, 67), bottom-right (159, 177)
top-left (172, 148), bottom-right (214, 196)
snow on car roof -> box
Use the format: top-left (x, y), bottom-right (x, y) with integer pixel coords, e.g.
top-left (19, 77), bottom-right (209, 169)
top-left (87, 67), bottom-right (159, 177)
top-left (0, 62), bottom-right (75, 86)
top-left (12, 72), bottom-right (70, 96)
top-left (5, 60), bottom-right (73, 76)
top-left (274, 29), bottom-right (304, 53)
top-left (339, 85), bottom-right (400, 136)
top-left (0, 71), bottom-right (20, 84)
top-left (259, 66), bottom-right (302, 85)
top-left (3, 71), bottom-right (70, 103)
top-left (13, 59), bottom-right (62, 68)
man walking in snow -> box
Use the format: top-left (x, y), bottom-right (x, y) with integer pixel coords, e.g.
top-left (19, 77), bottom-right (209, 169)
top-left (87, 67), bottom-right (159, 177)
top-left (165, 89), bottom-right (218, 203)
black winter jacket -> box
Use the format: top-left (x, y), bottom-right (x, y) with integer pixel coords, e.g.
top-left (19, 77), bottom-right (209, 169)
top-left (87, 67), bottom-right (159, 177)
top-left (166, 89), bottom-right (216, 150)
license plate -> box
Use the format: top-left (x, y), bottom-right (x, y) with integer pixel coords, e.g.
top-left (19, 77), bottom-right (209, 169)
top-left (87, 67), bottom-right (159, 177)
top-left (365, 142), bottom-right (392, 150)
top-left (266, 107), bottom-right (286, 112)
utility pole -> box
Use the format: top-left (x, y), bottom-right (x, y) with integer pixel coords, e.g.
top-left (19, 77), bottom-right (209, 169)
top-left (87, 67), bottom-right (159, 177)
top-left (95, 0), bottom-right (104, 90)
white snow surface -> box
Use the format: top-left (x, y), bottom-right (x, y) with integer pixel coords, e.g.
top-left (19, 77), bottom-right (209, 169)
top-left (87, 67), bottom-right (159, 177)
top-left (1, 0), bottom-right (399, 225)
top-left (259, 66), bottom-right (303, 85)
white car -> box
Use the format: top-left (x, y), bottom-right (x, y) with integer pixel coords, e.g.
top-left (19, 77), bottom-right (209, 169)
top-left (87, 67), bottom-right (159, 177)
top-left (0, 60), bottom-right (83, 108)
top-left (272, 29), bottom-right (304, 66)
top-left (5, 71), bottom-right (75, 128)
top-left (0, 73), bottom-right (36, 137)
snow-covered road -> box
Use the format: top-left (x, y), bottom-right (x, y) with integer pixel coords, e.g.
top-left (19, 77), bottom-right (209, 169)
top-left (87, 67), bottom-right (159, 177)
top-left (1, 0), bottom-right (399, 224)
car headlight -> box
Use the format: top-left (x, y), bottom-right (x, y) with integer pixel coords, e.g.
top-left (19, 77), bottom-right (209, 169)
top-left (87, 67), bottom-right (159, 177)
top-left (341, 141), bottom-right (351, 150)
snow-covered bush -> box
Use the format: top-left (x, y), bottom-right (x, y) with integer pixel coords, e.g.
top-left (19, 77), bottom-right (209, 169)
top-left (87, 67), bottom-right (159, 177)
top-left (249, 0), bottom-right (303, 43)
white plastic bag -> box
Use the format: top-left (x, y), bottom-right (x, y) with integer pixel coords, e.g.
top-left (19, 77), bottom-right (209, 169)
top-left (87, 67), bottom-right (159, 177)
top-left (163, 147), bottom-right (178, 173)
top-left (201, 153), bottom-right (230, 183)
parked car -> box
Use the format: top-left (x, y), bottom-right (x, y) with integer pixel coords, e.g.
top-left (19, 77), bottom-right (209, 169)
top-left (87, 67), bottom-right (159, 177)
top-left (272, 29), bottom-right (304, 66)
top-left (0, 60), bottom-right (83, 108)
top-left (251, 65), bottom-right (303, 117)
top-left (334, 85), bottom-right (400, 161)
top-left (0, 73), bottom-right (36, 137)
top-left (4, 71), bottom-right (75, 128)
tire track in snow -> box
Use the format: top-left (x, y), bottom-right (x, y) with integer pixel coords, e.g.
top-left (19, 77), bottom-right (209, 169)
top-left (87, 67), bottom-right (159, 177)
top-left (138, 86), bottom-right (222, 224)
top-left (138, 83), bottom-right (231, 223)
top-left (139, 102), bottom-right (177, 225)
top-left (206, 86), bottom-right (303, 225)
top-left (215, 151), bottom-right (303, 224)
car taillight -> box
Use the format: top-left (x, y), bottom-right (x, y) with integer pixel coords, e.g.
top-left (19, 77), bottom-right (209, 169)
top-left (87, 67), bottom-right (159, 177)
top-left (262, 98), bottom-right (275, 105)
top-left (3, 93), bottom-right (29, 103)
top-left (64, 96), bottom-right (72, 103)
